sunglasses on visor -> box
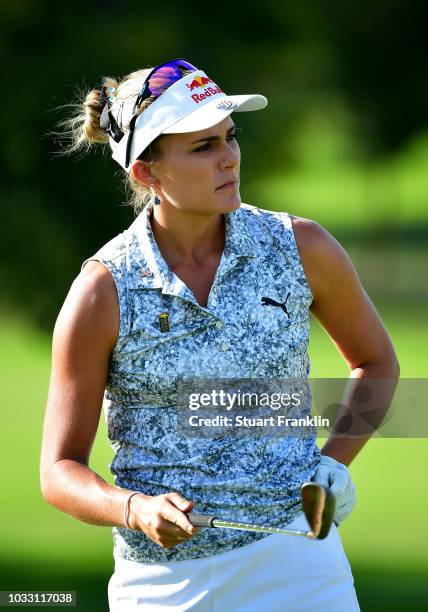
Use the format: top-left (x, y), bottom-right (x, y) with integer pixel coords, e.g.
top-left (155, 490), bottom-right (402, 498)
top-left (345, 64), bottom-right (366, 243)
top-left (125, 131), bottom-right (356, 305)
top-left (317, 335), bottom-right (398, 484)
top-left (125, 58), bottom-right (198, 168)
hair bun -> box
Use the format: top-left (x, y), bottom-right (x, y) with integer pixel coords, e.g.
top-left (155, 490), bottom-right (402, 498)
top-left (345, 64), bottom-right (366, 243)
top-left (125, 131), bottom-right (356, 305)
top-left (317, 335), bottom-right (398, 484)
top-left (83, 88), bottom-right (109, 145)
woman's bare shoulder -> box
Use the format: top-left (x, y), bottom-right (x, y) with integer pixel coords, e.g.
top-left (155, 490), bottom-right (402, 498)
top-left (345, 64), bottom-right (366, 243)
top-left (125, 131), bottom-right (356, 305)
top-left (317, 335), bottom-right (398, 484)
top-left (289, 214), bottom-right (357, 305)
top-left (55, 260), bottom-right (120, 351)
top-left (289, 214), bottom-right (329, 249)
top-left (78, 260), bottom-right (117, 297)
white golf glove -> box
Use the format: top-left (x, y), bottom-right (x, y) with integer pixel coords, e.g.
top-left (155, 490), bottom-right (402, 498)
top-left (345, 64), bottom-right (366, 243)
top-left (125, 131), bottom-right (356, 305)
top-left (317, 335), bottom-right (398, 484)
top-left (311, 455), bottom-right (356, 525)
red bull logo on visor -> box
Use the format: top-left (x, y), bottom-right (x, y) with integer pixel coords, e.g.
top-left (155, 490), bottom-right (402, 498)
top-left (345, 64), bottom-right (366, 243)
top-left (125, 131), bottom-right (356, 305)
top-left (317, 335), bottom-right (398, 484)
top-left (186, 76), bottom-right (213, 91)
top-left (187, 75), bottom-right (224, 103)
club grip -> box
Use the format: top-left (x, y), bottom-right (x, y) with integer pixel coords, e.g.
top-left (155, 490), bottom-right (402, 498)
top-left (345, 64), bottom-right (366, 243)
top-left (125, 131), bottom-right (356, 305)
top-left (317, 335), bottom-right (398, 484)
top-left (186, 512), bottom-right (218, 528)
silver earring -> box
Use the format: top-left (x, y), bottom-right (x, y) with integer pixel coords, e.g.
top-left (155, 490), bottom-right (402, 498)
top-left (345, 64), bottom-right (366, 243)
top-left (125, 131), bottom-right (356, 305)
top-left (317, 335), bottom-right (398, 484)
top-left (153, 194), bottom-right (161, 206)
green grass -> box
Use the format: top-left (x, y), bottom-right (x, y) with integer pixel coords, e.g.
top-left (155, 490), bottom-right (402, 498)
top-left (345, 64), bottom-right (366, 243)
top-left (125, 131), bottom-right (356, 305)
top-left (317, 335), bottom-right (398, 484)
top-left (0, 300), bottom-right (427, 609)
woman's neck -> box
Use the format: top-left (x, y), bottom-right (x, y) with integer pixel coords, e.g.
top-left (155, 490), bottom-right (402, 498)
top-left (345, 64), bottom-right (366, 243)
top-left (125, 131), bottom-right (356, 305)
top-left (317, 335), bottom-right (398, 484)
top-left (150, 204), bottom-right (225, 268)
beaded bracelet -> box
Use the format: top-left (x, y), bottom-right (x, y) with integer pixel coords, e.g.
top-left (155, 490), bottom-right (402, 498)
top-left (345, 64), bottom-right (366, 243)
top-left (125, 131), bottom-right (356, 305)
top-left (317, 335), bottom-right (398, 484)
top-left (124, 492), bottom-right (140, 530)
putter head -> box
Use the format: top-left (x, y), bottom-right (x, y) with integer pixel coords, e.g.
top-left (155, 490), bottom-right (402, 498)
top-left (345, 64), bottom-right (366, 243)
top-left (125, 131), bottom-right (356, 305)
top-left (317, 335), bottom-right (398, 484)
top-left (301, 483), bottom-right (335, 540)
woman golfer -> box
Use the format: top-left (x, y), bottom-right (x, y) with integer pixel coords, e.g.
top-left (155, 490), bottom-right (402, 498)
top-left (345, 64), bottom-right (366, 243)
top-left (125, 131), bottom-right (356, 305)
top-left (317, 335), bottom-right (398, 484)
top-left (41, 59), bottom-right (399, 611)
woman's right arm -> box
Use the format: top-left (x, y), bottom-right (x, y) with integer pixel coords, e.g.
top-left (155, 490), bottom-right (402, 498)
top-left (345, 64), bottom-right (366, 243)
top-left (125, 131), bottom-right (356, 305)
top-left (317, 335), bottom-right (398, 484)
top-left (40, 261), bottom-right (198, 548)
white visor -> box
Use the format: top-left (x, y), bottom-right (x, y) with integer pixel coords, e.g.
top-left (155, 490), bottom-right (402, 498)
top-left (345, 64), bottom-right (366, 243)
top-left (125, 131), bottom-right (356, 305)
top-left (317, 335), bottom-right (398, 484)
top-left (111, 70), bottom-right (268, 171)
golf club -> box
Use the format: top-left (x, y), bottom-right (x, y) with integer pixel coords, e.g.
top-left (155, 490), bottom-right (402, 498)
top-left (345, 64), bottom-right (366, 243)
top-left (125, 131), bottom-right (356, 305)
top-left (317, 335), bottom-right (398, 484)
top-left (186, 483), bottom-right (335, 540)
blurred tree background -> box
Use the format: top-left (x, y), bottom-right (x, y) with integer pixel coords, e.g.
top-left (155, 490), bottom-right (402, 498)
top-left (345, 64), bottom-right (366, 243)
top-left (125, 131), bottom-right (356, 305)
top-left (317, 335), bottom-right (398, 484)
top-left (2, 0), bottom-right (427, 327)
top-left (1, 1), bottom-right (427, 611)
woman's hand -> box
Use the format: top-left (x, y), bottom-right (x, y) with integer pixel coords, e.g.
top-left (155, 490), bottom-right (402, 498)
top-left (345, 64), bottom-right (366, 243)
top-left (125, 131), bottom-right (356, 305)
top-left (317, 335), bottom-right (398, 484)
top-left (127, 492), bottom-right (200, 548)
top-left (311, 455), bottom-right (356, 525)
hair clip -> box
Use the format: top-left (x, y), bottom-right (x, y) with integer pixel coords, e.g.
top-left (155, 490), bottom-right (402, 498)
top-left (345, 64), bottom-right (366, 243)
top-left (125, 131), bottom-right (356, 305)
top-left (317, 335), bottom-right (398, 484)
top-left (106, 86), bottom-right (117, 104)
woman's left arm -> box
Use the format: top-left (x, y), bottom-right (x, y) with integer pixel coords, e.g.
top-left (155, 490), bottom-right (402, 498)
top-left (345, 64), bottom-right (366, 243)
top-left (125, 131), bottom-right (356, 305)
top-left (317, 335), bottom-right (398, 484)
top-left (292, 216), bottom-right (400, 467)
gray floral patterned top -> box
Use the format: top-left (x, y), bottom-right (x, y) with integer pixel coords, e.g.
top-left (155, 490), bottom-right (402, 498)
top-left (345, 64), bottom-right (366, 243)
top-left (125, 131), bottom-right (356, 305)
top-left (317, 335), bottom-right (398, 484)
top-left (81, 203), bottom-right (321, 562)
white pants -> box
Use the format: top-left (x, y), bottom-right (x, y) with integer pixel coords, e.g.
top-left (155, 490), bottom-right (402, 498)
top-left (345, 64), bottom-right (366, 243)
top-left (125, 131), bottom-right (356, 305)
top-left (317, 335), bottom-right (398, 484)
top-left (108, 512), bottom-right (360, 611)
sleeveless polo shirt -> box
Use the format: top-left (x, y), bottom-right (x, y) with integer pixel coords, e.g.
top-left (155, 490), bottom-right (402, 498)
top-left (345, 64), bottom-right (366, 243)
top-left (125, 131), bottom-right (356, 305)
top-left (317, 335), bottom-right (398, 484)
top-left (81, 203), bottom-right (321, 562)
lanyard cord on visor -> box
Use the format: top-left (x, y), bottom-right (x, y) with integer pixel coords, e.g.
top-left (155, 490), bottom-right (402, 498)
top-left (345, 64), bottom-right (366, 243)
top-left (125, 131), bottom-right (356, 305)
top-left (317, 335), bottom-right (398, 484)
top-left (124, 58), bottom-right (198, 168)
top-left (125, 114), bottom-right (139, 168)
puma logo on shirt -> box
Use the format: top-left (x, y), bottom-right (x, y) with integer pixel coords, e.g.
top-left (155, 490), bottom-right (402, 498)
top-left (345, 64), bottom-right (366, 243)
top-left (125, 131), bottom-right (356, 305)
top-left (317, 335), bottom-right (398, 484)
top-left (261, 293), bottom-right (291, 317)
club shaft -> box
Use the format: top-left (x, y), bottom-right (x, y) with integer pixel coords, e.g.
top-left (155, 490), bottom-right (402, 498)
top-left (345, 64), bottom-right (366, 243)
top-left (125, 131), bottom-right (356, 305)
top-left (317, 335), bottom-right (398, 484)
top-left (211, 519), bottom-right (314, 538)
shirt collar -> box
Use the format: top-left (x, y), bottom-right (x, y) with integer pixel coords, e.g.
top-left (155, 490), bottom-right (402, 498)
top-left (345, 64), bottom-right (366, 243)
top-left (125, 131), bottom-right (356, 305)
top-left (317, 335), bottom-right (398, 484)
top-left (127, 203), bottom-right (258, 291)
top-left (224, 205), bottom-right (258, 259)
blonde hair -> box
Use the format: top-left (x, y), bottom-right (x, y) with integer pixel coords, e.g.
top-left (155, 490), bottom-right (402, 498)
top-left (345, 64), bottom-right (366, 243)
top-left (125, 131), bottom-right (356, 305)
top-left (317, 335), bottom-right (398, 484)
top-left (53, 67), bottom-right (192, 214)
